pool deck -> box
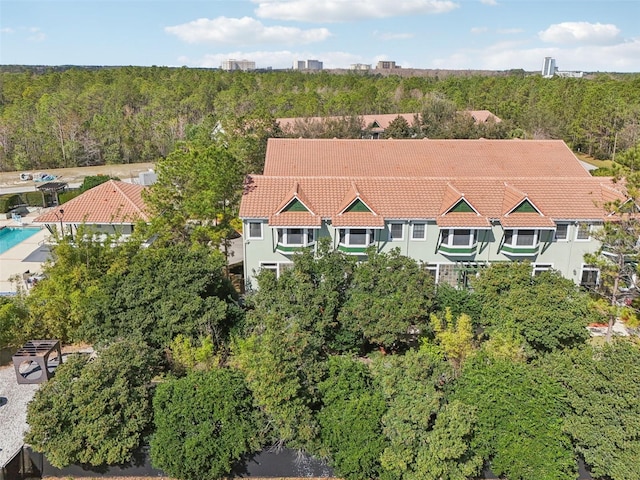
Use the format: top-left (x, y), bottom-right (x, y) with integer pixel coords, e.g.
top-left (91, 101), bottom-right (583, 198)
top-left (0, 210), bottom-right (53, 295)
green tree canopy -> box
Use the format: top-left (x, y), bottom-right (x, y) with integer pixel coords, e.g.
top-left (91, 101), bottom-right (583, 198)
top-left (24, 228), bottom-right (135, 342)
top-left (452, 354), bottom-right (575, 480)
top-left (80, 243), bottom-right (241, 353)
top-left (317, 356), bottom-right (387, 480)
top-left (79, 174), bottom-right (119, 192)
top-left (543, 340), bottom-right (640, 480)
top-left (472, 262), bottom-right (593, 355)
top-left (150, 368), bottom-right (264, 480)
top-left (338, 248), bottom-right (436, 352)
top-left (233, 242), bottom-right (356, 450)
top-left (143, 141), bottom-right (244, 246)
top-left (26, 339), bottom-right (157, 468)
top-left (371, 346), bottom-right (482, 480)
top-left (0, 296), bottom-right (28, 348)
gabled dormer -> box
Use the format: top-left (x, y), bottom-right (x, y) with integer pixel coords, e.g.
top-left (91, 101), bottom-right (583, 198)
top-left (439, 183), bottom-right (481, 216)
top-left (273, 182), bottom-right (316, 216)
top-left (333, 182), bottom-right (384, 254)
top-left (335, 182), bottom-right (380, 218)
top-left (269, 181), bottom-right (321, 227)
top-left (436, 183), bottom-right (489, 256)
top-left (500, 183), bottom-right (555, 256)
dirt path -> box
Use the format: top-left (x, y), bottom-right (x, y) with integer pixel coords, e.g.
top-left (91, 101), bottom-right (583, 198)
top-left (0, 163), bottom-right (156, 188)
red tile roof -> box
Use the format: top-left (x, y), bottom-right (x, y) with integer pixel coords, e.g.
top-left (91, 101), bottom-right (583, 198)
top-left (499, 213), bottom-right (556, 228)
top-left (436, 213), bottom-right (491, 228)
top-left (34, 180), bottom-right (149, 225)
top-left (263, 139), bottom-right (591, 178)
top-left (440, 183), bottom-right (469, 215)
top-left (332, 212), bottom-right (386, 228)
top-left (276, 111), bottom-right (500, 133)
top-left (269, 212), bottom-right (322, 227)
top-left (241, 139), bottom-right (625, 228)
top-left (240, 176), bottom-right (625, 226)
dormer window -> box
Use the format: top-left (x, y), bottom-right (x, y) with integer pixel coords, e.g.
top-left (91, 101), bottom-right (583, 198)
top-left (438, 229), bottom-right (477, 255)
top-left (501, 229), bottom-right (539, 255)
top-left (276, 228), bottom-right (316, 252)
top-left (338, 228), bottom-right (375, 253)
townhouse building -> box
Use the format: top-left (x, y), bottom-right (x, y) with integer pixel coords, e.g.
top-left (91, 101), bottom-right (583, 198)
top-left (239, 138), bottom-right (624, 289)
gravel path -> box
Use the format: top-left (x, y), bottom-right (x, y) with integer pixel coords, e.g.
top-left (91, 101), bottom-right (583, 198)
top-left (0, 363), bottom-right (40, 468)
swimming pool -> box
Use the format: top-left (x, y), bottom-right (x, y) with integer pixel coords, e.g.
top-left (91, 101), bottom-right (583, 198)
top-left (0, 227), bottom-right (41, 255)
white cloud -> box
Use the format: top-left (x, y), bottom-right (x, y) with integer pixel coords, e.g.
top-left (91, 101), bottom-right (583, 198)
top-left (253, 0), bottom-right (458, 22)
top-left (539, 22), bottom-right (621, 45)
top-left (179, 49), bottom-right (363, 70)
top-left (480, 0), bottom-right (498, 6)
top-left (27, 27), bottom-right (46, 42)
top-left (471, 27), bottom-right (488, 34)
top-left (373, 31), bottom-right (415, 40)
top-left (165, 16), bottom-right (331, 46)
top-left (431, 36), bottom-right (640, 72)
top-left (1, 27), bottom-right (15, 34)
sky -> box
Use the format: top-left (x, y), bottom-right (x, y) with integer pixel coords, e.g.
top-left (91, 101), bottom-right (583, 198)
top-left (1, 0), bottom-right (639, 72)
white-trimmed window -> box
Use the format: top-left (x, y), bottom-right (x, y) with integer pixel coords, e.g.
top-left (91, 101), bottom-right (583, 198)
top-left (580, 264), bottom-right (600, 288)
top-left (412, 223), bottom-right (427, 240)
top-left (504, 229), bottom-right (538, 247)
top-left (389, 223), bottom-right (404, 241)
top-left (259, 261), bottom-right (293, 278)
top-left (248, 221), bottom-right (263, 239)
top-left (339, 228), bottom-right (375, 246)
top-left (555, 223), bottom-right (569, 241)
top-left (576, 223), bottom-right (591, 241)
top-left (441, 229), bottom-right (475, 247)
top-left (425, 263), bottom-right (439, 282)
top-left (532, 263), bottom-right (553, 276)
top-left (277, 228), bottom-right (316, 246)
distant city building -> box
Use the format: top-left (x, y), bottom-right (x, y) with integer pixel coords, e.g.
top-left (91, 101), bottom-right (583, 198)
top-left (556, 70), bottom-right (584, 78)
top-left (293, 59), bottom-right (323, 70)
top-left (542, 57), bottom-right (556, 77)
top-left (376, 60), bottom-right (400, 69)
top-left (220, 59), bottom-right (256, 71)
top-left (542, 57), bottom-right (584, 78)
top-left (350, 63), bottom-right (371, 71)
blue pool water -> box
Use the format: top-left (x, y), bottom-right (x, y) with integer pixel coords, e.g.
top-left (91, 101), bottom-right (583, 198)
top-left (0, 227), bottom-right (41, 254)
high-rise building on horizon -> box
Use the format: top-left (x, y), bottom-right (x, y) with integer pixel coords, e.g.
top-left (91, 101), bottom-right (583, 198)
top-left (220, 59), bottom-right (256, 71)
top-left (293, 59), bottom-right (323, 70)
top-left (542, 57), bottom-right (557, 77)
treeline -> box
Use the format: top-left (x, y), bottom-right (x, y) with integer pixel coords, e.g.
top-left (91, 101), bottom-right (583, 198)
top-left (1, 67), bottom-right (639, 171)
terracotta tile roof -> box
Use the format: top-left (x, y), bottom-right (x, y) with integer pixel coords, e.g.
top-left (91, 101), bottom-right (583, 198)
top-left (274, 181), bottom-right (318, 215)
top-left (465, 110), bottom-right (502, 123)
top-left (440, 183), bottom-right (469, 215)
top-left (240, 176), bottom-right (624, 226)
top-left (332, 212), bottom-right (386, 228)
top-left (262, 139), bottom-right (591, 178)
top-left (269, 212), bottom-right (322, 227)
top-left (436, 213), bottom-right (491, 228)
top-left (499, 213), bottom-right (556, 228)
top-left (34, 180), bottom-right (149, 225)
top-left (276, 111), bottom-right (500, 133)
top-left (502, 183), bottom-right (528, 214)
top-left (361, 113), bottom-right (419, 132)
top-left (336, 182), bottom-right (380, 215)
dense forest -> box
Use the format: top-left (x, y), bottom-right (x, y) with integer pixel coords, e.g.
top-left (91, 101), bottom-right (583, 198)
top-left (1, 66), bottom-right (640, 172)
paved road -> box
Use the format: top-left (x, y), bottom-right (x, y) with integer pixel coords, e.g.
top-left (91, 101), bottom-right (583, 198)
top-left (0, 163), bottom-right (156, 194)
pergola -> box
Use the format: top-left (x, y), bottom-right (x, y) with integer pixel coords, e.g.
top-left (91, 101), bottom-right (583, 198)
top-left (36, 182), bottom-right (68, 206)
top-left (12, 340), bottom-right (62, 385)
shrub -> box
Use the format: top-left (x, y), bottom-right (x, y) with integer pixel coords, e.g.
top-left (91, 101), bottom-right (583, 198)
top-left (58, 190), bottom-right (82, 204)
top-left (23, 191), bottom-right (45, 207)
